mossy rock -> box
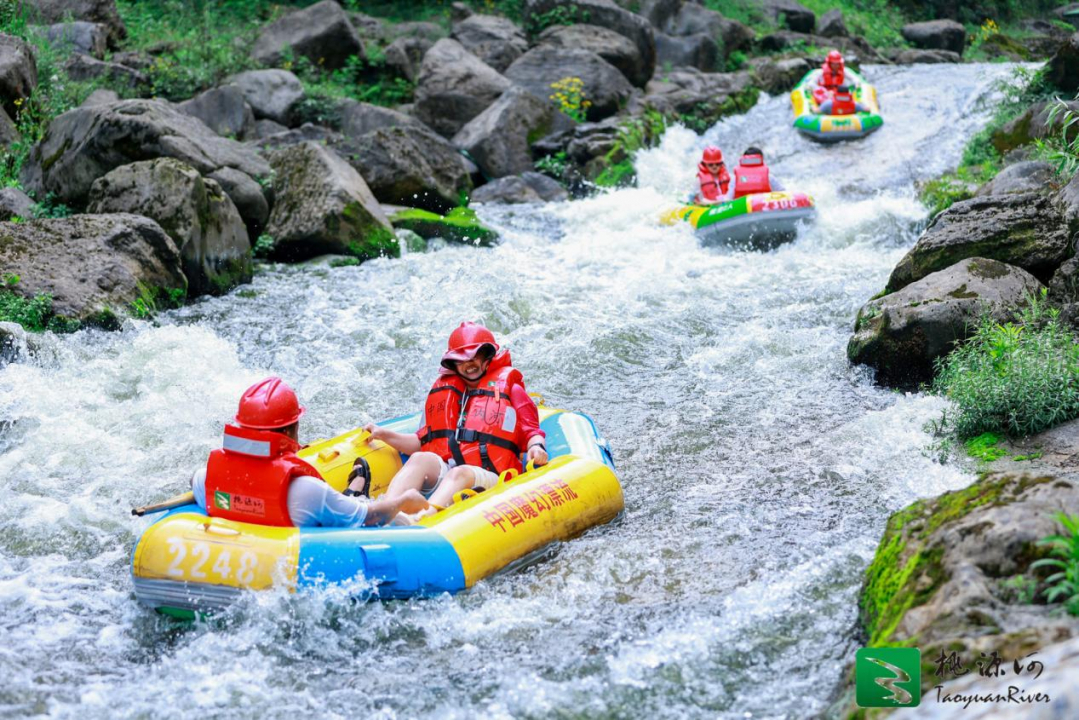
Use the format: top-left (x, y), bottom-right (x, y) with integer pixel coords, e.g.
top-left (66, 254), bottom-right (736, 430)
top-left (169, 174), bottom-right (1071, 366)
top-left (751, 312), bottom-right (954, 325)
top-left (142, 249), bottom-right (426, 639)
top-left (389, 207), bottom-right (498, 246)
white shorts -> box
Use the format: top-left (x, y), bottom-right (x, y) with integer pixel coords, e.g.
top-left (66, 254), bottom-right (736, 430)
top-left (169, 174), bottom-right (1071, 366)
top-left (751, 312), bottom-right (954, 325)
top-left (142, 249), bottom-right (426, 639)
top-left (422, 457), bottom-right (500, 499)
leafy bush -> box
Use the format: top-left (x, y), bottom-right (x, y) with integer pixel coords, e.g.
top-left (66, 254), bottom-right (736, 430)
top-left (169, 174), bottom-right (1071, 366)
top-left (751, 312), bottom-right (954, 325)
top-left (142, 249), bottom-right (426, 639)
top-left (526, 5), bottom-right (589, 37)
top-left (932, 290), bottom-right (1079, 439)
top-left (1031, 512), bottom-right (1079, 616)
top-left (0, 274), bottom-right (78, 332)
top-left (253, 233), bottom-right (276, 258)
top-left (593, 110), bottom-right (668, 188)
top-left (1034, 97), bottom-right (1079, 177)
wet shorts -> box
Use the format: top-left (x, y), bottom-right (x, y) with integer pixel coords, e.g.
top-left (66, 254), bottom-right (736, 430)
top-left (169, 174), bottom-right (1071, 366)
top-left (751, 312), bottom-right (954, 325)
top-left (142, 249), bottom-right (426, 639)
top-left (422, 457), bottom-right (500, 499)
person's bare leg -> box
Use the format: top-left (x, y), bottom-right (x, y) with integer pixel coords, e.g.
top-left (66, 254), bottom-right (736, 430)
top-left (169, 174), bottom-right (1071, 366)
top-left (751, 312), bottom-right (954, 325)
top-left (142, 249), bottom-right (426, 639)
top-left (382, 452), bottom-right (443, 499)
top-left (427, 466), bottom-right (477, 507)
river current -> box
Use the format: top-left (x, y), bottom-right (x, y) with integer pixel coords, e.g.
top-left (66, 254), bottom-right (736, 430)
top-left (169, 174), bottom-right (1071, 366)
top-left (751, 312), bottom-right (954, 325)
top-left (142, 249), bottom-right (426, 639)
top-left (0, 63), bottom-right (1021, 719)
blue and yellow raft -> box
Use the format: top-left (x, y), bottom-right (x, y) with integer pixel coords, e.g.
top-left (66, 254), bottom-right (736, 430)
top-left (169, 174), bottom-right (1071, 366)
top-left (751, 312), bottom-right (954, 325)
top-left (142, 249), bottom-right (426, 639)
top-left (790, 68), bottom-right (882, 143)
top-left (131, 399), bottom-right (623, 617)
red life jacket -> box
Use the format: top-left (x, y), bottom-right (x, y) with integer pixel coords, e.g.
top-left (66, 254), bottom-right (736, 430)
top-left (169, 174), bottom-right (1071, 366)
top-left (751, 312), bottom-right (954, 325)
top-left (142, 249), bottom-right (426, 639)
top-left (831, 89), bottom-right (857, 115)
top-left (204, 424), bottom-right (322, 527)
top-left (696, 162), bottom-right (730, 202)
top-left (419, 349), bottom-right (525, 475)
top-left (819, 65), bottom-right (844, 89)
top-left (732, 154), bottom-right (771, 198)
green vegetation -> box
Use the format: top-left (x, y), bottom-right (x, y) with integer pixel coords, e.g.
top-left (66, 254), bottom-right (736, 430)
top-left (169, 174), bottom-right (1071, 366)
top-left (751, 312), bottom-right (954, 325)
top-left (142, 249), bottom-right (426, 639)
top-left (389, 206), bottom-right (499, 245)
top-left (932, 290), bottom-right (1079, 440)
top-left (526, 5), bottom-right (589, 38)
top-left (593, 110), bottom-right (668, 188)
top-left (0, 274), bottom-right (79, 332)
top-left (998, 573), bottom-right (1039, 604)
top-left (963, 432), bottom-right (1008, 462)
top-left (1031, 512), bottom-right (1079, 616)
top-left (130, 280), bottom-right (186, 319)
top-left (1034, 97), bottom-right (1079, 177)
top-left (252, 233), bottom-right (276, 258)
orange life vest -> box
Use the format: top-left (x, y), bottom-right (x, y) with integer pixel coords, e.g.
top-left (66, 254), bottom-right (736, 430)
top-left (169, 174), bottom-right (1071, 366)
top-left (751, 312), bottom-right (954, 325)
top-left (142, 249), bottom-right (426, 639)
top-left (732, 155), bottom-right (771, 198)
top-left (418, 350), bottom-right (524, 475)
top-left (204, 424), bottom-right (322, 527)
top-left (696, 162), bottom-right (730, 202)
top-left (819, 65), bottom-right (844, 89)
top-left (830, 88), bottom-right (857, 115)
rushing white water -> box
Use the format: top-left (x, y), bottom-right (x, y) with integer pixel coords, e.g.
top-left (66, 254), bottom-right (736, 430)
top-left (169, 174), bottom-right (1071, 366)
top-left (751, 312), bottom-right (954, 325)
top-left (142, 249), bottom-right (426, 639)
top-left (0, 63), bottom-right (1022, 719)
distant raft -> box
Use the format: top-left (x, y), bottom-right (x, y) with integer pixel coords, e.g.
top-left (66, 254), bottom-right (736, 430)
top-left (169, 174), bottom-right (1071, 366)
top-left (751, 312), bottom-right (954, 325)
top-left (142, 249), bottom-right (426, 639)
top-left (790, 68), bottom-right (883, 143)
top-left (661, 191), bottom-right (816, 250)
top-left (130, 400), bottom-right (623, 619)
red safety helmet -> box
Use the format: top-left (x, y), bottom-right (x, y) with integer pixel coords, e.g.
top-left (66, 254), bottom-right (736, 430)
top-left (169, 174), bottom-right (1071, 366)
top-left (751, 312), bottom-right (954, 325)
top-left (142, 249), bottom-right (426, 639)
top-left (702, 146), bottom-right (724, 164)
top-left (827, 50), bottom-right (844, 66)
top-left (234, 377), bottom-right (305, 430)
top-left (441, 322), bottom-right (499, 369)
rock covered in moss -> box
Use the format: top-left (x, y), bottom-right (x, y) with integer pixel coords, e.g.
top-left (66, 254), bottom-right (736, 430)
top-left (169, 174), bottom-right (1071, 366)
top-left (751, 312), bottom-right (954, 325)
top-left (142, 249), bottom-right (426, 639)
top-left (87, 158), bottom-right (251, 296)
top-left (388, 206), bottom-right (498, 246)
top-left (975, 161), bottom-right (1056, 198)
top-left (265, 141), bottom-right (396, 261)
top-left (849, 258), bottom-right (1043, 387)
top-left (207, 166), bottom-right (270, 242)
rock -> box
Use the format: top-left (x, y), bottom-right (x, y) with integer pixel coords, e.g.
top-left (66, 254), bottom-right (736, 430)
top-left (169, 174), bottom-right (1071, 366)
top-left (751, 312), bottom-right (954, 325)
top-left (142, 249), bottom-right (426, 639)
top-left (207, 166), bottom-right (270, 241)
top-left (20, 98), bottom-right (271, 207)
top-left (453, 86), bottom-right (563, 179)
top-left (338, 99), bottom-right (424, 137)
top-left (348, 12), bottom-right (386, 43)
top-left (390, 22), bottom-right (446, 43)
top-left (388, 205), bottom-right (497, 246)
top-left (975, 161), bottom-right (1056, 198)
top-left (86, 158), bottom-right (251, 296)
top-left (23, 0), bottom-right (125, 46)
top-left (892, 48), bottom-right (962, 64)
top-left (0, 187), bottom-right (35, 220)
top-left (80, 88), bottom-right (119, 107)
top-left (253, 118), bottom-right (288, 138)
top-left (383, 36), bottom-right (432, 83)
top-left (63, 54), bottom-right (146, 88)
top-left (758, 30), bottom-right (883, 62)
top-left (110, 50), bottom-right (152, 71)
top-left (665, 2), bottom-right (754, 59)
top-left (638, 0), bottom-right (682, 29)
top-left (251, 0), bottom-right (362, 70)
top-left (41, 21), bottom-right (107, 58)
top-left (888, 194), bottom-right (1074, 292)
top-left (750, 57), bottom-right (811, 94)
top-left (0, 322), bottom-right (29, 365)
top-left (642, 67), bottom-right (756, 118)
top-left (227, 69), bottom-right (306, 126)
top-left (538, 23), bottom-right (650, 86)
top-left (451, 13), bottom-right (528, 73)
top-left (522, 0), bottom-right (655, 81)
top-left (992, 100), bottom-right (1079, 155)
top-left (471, 172), bottom-right (568, 204)
top-left (902, 20), bottom-right (967, 56)
top-left (345, 124), bottom-right (473, 214)
top-left (505, 46), bottom-right (633, 121)
top-left (1047, 32), bottom-right (1079, 93)
top-left (817, 9), bottom-right (846, 38)
top-left (176, 85), bottom-right (255, 140)
top-left (265, 142), bottom-right (396, 261)
top-left (759, 0), bottom-right (815, 34)
top-left (450, 2), bottom-right (472, 22)
top-left (0, 106), bottom-right (18, 148)
top-left (0, 34), bottom-right (38, 118)
top-left (1056, 3), bottom-right (1079, 28)
top-left (655, 31), bottom-right (719, 73)
top-left (0, 214), bottom-right (185, 324)
top-left (413, 38), bottom-right (511, 138)
top-left (1057, 166), bottom-right (1079, 226)
top-left (849, 258), bottom-right (1044, 386)
top-left (250, 122), bottom-right (342, 152)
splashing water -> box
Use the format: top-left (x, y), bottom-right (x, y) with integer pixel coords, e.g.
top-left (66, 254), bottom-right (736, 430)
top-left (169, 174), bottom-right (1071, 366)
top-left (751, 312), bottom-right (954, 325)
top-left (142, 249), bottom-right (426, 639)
top-left (0, 64), bottom-right (1021, 719)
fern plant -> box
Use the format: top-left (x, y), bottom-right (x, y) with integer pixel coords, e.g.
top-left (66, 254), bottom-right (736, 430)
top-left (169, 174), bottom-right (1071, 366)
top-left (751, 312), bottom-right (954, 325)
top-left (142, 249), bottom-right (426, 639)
top-left (1031, 512), bottom-right (1079, 616)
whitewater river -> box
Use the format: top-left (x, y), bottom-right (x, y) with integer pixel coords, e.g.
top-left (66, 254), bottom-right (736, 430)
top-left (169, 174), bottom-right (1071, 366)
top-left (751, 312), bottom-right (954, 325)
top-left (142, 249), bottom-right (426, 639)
top-left (0, 63), bottom-right (1021, 719)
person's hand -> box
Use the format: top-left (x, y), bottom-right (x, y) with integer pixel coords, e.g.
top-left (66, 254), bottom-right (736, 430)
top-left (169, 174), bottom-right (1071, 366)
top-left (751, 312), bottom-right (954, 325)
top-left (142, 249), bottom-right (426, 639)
top-left (397, 488), bottom-right (431, 515)
top-left (364, 423), bottom-right (389, 444)
top-left (527, 444), bottom-right (549, 467)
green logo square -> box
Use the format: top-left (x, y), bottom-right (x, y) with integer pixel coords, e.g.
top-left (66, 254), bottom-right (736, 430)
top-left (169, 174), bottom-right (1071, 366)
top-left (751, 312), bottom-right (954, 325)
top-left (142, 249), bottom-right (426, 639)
top-left (856, 647), bottom-right (921, 708)
top-left (213, 490), bottom-right (230, 510)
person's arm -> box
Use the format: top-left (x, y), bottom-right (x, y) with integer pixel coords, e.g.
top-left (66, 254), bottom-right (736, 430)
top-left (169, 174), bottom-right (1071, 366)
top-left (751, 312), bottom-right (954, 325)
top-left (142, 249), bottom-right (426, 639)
top-left (190, 468), bottom-right (208, 511)
top-left (364, 424), bottom-right (422, 454)
top-left (510, 386), bottom-right (548, 466)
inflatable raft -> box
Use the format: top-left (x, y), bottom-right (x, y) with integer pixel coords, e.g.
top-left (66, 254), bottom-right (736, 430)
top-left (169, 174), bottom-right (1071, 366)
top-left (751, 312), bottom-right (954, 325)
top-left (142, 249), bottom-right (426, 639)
top-left (131, 400), bottom-right (622, 618)
top-left (790, 68), bottom-right (882, 142)
top-left (661, 191), bottom-right (815, 250)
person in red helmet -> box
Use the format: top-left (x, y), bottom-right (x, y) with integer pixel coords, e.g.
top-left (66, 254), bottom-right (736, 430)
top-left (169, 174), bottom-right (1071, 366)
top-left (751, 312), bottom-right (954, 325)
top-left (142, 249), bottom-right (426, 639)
top-left (813, 50), bottom-right (847, 105)
top-left (815, 84), bottom-right (868, 116)
top-left (191, 377), bottom-right (430, 527)
top-left (694, 146), bottom-right (730, 204)
top-left (729, 147), bottom-right (785, 199)
top-left (368, 322), bottom-right (548, 509)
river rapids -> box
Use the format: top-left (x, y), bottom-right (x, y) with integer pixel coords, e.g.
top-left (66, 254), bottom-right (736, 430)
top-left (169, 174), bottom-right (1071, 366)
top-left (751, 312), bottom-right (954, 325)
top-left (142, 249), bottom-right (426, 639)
top-left (0, 63), bottom-right (1024, 719)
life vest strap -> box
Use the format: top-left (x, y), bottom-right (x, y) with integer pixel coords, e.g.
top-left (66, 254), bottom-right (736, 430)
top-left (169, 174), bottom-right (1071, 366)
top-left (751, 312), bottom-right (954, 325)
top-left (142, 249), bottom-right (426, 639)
top-left (428, 384), bottom-right (464, 398)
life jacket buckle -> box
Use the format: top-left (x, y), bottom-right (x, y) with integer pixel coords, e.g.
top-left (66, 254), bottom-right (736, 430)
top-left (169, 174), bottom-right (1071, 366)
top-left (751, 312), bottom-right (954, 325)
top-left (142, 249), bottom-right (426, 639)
top-left (455, 427), bottom-right (481, 443)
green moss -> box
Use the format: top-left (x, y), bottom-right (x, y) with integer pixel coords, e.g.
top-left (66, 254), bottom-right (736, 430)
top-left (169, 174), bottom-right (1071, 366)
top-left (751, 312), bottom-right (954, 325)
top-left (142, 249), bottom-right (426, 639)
top-left (389, 206), bottom-right (499, 246)
top-left (340, 203), bottom-right (399, 260)
top-left (964, 432), bottom-right (1008, 461)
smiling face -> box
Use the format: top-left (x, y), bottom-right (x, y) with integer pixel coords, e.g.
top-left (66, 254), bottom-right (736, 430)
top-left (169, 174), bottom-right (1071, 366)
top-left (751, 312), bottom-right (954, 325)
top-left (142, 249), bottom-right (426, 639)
top-left (454, 351), bottom-right (492, 383)
top-left (704, 161), bottom-right (724, 173)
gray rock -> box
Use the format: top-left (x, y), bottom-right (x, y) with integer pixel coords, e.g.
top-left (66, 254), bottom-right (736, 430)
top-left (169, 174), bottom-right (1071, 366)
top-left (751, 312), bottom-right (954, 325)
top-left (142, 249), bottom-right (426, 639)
top-left (817, 9), bottom-right (846, 38)
top-left (0, 187), bottom-right (34, 220)
top-left (390, 21), bottom-right (447, 42)
top-left (539, 23), bottom-right (650, 86)
top-left (20, 98), bottom-right (272, 207)
top-left (41, 21), bottom-right (107, 58)
top-left (1056, 164), bottom-right (1079, 226)
top-left (451, 13), bottom-right (528, 73)
top-left (887, 193), bottom-right (1073, 292)
top-left (450, 2), bottom-right (472, 22)
top-left (207, 166), bottom-right (270, 242)
top-left (413, 38), bottom-right (511, 138)
top-left (0, 321), bottom-right (28, 365)
top-left (758, 30), bottom-right (883, 62)
top-left (505, 46), bottom-right (633, 120)
top-left (110, 50), bottom-right (152, 71)
top-left (0, 105), bottom-right (18, 148)
top-left (0, 34), bottom-right (38, 118)
top-left (265, 141), bottom-right (396, 261)
top-left (250, 122), bottom-right (341, 152)
top-left (975, 161), bottom-right (1056, 198)
top-left (348, 12), bottom-right (386, 43)
top-left (1047, 32), bottom-right (1079, 93)
top-left (253, 118), bottom-right (288, 138)
top-left (642, 67), bottom-right (755, 117)
top-left (992, 100), bottom-right (1079, 155)
top-left (346, 124), bottom-right (472, 214)
top-left (750, 57), bottom-right (811, 94)
top-left (471, 171), bottom-right (568, 204)
top-left (849, 258), bottom-right (1044, 386)
top-left (892, 48), bottom-right (962, 64)
top-left (338, 99), bottom-right (423, 137)
top-left (453, 86), bottom-right (564, 179)
top-left (0, 214), bottom-right (185, 323)
top-left (384, 36), bottom-right (432, 83)
top-left (177, 85), bottom-right (256, 140)
top-left (23, 0), bottom-right (125, 46)
top-left (638, 0), bottom-right (682, 30)
top-left (228, 69), bottom-right (306, 126)
top-left (902, 19), bottom-right (967, 56)
top-left (251, 0), bottom-right (362, 70)
top-left (759, 0), bottom-right (815, 34)
top-left (80, 88), bottom-right (119, 107)
top-left (1056, 2), bottom-right (1079, 28)
top-left (86, 158), bottom-right (251, 296)
top-left (63, 53), bottom-right (146, 87)
top-left (666, 2), bottom-right (754, 59)
top-left (655, 31), bottom-right (719, 73)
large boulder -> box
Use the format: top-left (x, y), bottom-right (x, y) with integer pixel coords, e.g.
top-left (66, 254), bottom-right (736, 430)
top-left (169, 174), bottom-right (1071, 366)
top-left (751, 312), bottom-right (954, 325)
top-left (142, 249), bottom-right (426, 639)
top-left (41, 21), bottom-right (108, 58)
top-left (251, 0), bottom-right (362, 70)
top-left (471, 172), bottom-right (568, 204)
top-left (413, 38), bottom-right (512, 138)
top-left (0, 34), bottom-right (37, 118)
top-left (666, 2), bottom-right (755, 58)
top-left (1047, 32), bottom-right (1079, 93)
top-left (749, 57), bottom-right (811, 94)
top-left (86, 158), bottom-right (251, 296)
top-left (23, 0), bottom-right (125, 46)
top-left (20, 99), bottom-right (271, 207)
top-left (505, 46), bottom-right (633, 121)
top-left (383, 36), bottom-right (432, 83)
top-left (975, 161), bottom-right (1056, 198)
top-left (0, 214), bottom-right (185, 324)
top-left (538, 24), bottom-right (650, 87)
top-left (391, 22), bottom-right (446, 43)
top-left (453, 86), bottom-right (564, 179)
top-left (338, 99), bottom-right (424, 137)
top-left (818, 9), bottom-right (847, 38)
top-left (0, 106), bottom-right (18, 148)
top-left (655, 32), bottom-right (719, 73)
top-left (759, 0), bottom-right (815, 34)
top-left (891, 48), bottom-right (961, 64)
top-left (450, 13), bottom-right (528, 73)
top-left (207, 166), bottom-right (270, 242)
top-left (176, 85), bottom-right (256, 140)
top-left (345, 125), bottom-right (472, 214)
top-left (265, 142), bottom-right (396, 261)
top-left (348, 12), bottom-right (387, 43)
top-left (63, 53), bottom-right (147, 88)
top-left (642, 67), bottom-right (756, 118)
top-left (522, 0), bottom-right (655, 80)
top-left (80, 88), bottom-right (119, 107)
top-left (227, 69), bottom-right (306, 126)
top-left (758, 31), bottom-right (883, 62)
top-left (902, 20), bottom-right (967, 56)
top-left (849, 258), bottom-right (1044, 387)
top-left (991, 100), bottom-right (1079, 155)
top-left (638, 0), bottom-right (682, 29)
top-left (0, 188), bottom-right (34, 221)
top-left (887, 193), bottom-right (1074, 292)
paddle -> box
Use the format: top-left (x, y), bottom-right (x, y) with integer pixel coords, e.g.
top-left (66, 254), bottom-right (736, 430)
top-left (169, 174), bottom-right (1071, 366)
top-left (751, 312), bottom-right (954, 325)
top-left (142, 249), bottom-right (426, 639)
top-left (131, 491), bottom-right (196, 517)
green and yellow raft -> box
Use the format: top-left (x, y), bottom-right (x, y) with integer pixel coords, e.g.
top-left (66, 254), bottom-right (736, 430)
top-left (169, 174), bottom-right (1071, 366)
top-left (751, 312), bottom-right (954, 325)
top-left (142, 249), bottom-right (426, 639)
top-left (661, 191), bottom-right (816, 250)
top-left (790, 68), bottom-right (883, 143)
